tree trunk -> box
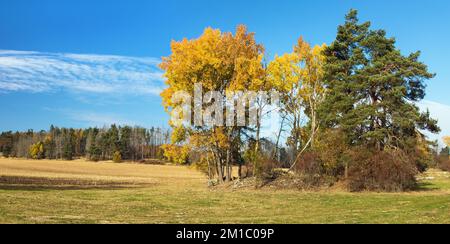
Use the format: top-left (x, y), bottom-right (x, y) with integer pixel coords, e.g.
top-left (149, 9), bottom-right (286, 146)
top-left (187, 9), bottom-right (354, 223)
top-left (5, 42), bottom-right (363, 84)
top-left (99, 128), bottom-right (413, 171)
top-left (217, 155), bottom-right (224, 183)
top-left (310, 103), bottom-right (316, 150)
top-left (253, 108), bottom-right (261, 176)
top-left (273, 116), bottom-right (285, 160)
top-left (345, 162), bottom-right (349, 179)
top-left (238, 164), bottom-right (242, 179)
top-left (225, 148), bottom-right (231, 182)
top-left (207, 156), bottom-right (212, 180)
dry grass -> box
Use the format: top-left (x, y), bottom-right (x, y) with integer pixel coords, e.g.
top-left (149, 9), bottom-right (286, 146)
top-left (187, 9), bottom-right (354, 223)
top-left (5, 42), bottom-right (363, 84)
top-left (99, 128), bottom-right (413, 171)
top-left (1, 158), bottom-right (450, 223)
top-left (0, 158), bottom-right (205, 186)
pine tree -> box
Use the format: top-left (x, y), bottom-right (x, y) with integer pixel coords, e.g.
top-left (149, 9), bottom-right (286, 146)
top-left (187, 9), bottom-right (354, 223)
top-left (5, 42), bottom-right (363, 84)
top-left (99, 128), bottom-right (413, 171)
top-left (62, 129), bottom-right (74, 160)
top-left (110, 124), bottom-right (120, 155)
top-left (86, 128), bottom-right (100, 161)
top-left (319, 9), bottom-right (440, 151)
top-left (119, 126), bottom-right (132, 160)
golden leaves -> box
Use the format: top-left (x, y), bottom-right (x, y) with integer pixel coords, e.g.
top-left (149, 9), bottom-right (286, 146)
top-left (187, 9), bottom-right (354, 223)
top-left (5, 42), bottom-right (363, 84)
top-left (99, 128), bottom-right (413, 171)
top-left (211, 127), bottom-right (230, 149)
top-left (268, 37), bottom-right (326, 104)
top-left (268, 52), bottom-right (301, 92)
top-left (161, 144), bottom-right (190, 165)
top-left (160, 25), bottom-right (266, 111)
top-left (159, 25), bottom-right (268, 160)
top-left (443, 136), bottom-right (450, 147)
top-left (171, 126), bottom-right (188, 144)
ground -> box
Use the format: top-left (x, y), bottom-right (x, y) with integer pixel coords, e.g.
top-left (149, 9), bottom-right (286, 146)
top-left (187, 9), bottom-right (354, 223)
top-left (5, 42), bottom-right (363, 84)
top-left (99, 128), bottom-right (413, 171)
top-left (1, 158), bottom-right (450, 224)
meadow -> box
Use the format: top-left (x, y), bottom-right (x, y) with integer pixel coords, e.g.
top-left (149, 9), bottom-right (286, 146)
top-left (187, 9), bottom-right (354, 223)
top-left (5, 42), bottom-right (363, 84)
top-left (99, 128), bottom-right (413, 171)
top-left (1, 158), bottom-right (450, 224)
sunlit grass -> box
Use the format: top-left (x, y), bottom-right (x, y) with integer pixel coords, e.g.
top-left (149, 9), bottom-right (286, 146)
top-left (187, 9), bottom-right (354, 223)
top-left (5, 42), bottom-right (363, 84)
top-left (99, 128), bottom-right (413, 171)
top-left (1, 158), bottom-right (450, 223)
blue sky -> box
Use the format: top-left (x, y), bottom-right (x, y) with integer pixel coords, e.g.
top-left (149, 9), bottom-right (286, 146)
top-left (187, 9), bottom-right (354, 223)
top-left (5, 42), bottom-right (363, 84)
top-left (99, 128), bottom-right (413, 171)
top-left (0, 0), bottom-right (449, 143)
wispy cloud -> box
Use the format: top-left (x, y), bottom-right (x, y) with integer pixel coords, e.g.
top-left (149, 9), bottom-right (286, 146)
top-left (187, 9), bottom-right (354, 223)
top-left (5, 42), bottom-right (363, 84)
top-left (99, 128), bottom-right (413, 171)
top-left (0, 50), bottom-right (164, 95)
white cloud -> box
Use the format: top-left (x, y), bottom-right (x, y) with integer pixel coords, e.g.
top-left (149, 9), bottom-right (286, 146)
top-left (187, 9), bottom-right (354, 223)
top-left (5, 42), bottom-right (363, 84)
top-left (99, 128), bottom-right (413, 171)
top-left (0, 50), bottom-right (39, 55)
top-left (417, 100), bottom-right (450, 146)
top-left (0, 50), bottom-right (165, 95)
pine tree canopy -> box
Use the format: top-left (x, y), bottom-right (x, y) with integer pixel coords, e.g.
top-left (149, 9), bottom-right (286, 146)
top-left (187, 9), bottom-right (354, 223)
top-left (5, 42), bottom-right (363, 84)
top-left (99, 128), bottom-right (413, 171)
top-left (319, 9), bottom-right (440, 150)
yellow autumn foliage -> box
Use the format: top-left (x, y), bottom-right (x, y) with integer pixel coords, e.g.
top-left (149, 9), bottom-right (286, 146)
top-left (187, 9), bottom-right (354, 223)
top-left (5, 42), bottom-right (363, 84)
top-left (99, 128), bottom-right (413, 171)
top-left (29, 141), bottom-right (45, 160)
top-left (443, 136), bottom-right (450, 148)
top-left (171, 126), bottom-right (188, 144)
top-left (161, 144), bottom-right (190, 165)
top-left (268, 37), bottom-right (326, 103)
top-left (160, 25), bottom-right (266, 113)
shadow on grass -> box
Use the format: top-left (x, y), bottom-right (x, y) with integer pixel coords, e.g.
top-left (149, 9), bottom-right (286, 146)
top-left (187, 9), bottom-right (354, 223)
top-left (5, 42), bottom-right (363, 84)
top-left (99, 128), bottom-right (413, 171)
top-left (0, 176), bottom-right (155, 191)
top-left (415, 182), bottom-right (441, 192)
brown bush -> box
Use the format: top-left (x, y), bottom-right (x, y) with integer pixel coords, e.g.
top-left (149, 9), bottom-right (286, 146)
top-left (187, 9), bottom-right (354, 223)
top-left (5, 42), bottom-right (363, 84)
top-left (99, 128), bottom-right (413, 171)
top-left (254, 156), bottom-right (279, 182)
top-left (239, 164), bottom-right (253, 178)
top-left (436, 156), bottom-right (450, 172)
top-left (293, 152), bottom-right (337, 188)
top-left (293, 152), bottom-right (322, 175)
top-left (347, 149), bottom-right (418, 192)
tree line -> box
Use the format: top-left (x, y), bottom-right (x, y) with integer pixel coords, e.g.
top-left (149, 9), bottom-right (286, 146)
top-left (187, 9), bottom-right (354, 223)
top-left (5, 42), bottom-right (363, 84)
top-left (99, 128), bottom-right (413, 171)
top-left (159, 10), bottom-right (446, 191)
top-left (0, 125), bottom-right (170, 162)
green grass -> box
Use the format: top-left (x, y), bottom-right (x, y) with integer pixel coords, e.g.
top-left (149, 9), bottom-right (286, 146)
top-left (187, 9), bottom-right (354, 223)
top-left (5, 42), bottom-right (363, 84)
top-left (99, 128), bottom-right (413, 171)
top-left (1, 159), bottom-right (450, 223)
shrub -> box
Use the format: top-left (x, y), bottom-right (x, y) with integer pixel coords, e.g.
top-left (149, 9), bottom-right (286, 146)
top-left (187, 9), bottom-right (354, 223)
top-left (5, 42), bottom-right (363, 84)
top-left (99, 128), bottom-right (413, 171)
top-left (254, 156), bottom-right (278, 182)
top-left (293, 152), bottom-right (337, 188)
top-left (161, 144), bottom-right (190, 165)
top-left (411, 139), bottom-right (435, 173)
top-left (293, 152), bottom-right (322, 175)
top-left (436, 155), bottom-right (450, 172)
top-left (347, 149), bottom-right (418, 192)
top-left (239, 164), bottom-right (253, 178)
top-left (63, 143), bottom-right (73, 160)
top-left (88, 147), bottom-right (102, 162)
top-left (113, 151), bottom-right (122, 163)
top-left (29, 142), bottom-right (45, 159)
top-left (436, 147), bottom-right (450, 171)
top-left (315, 129), bottom-right (348, 177)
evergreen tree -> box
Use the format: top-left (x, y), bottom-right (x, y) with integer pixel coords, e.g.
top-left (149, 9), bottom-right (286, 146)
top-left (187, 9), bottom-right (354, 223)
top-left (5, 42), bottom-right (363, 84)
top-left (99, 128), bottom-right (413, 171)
top-left (44, 127), bottom-right (56, 159)
top-left (86, 128), bottom-right (101, 161)
top-left (319, 9), bottom-right (440, 150)
top-left (109, 124), bottom-right (120, 155)
top-left (62, 128), bottom-right (74, 160)
top-left (0, 131), bottom-right (13, 157)
top-left (119, 126), bottom-right (132, 160)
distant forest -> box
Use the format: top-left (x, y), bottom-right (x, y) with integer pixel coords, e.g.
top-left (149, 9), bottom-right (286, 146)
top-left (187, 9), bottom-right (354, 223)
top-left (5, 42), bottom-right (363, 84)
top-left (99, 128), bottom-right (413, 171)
top-left (0, 125), bottom-right (170, 162)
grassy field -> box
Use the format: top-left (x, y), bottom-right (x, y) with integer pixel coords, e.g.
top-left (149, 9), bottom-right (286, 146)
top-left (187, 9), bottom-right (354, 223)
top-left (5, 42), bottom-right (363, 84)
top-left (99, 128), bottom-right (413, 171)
top-left (1, 158), bottom-right (450, 224)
